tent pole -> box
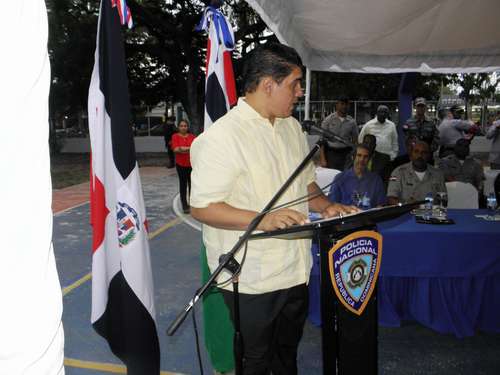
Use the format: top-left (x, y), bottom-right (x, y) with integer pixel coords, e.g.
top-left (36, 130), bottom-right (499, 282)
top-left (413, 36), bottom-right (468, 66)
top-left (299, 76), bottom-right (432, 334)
top-left (305, 67), bottom-right (311, 120)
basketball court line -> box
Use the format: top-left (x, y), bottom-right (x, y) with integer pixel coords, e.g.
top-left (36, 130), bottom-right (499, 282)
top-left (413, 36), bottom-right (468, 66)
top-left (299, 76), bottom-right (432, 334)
top-left (62, 216), bottom-right (184, 374)
top-left (63, 357), bottom-right (185, 375)
top-left (62, 216), bottom-right (181, 297)
top-left (54, 201), bottom-right (90, 217)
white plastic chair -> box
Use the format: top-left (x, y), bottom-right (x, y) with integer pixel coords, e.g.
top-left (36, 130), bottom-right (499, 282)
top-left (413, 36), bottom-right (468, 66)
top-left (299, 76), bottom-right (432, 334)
top-left (315, 167), bottom-right (341, 194)
top-left (446, 181), bottom-right (479, 209)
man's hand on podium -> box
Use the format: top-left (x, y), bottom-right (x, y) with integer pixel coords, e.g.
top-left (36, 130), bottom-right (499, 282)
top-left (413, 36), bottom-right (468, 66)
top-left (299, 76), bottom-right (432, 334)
top-left (258, 208), bottom-right (308, 231)
top-left (321, 203), bottom-right (360, 219)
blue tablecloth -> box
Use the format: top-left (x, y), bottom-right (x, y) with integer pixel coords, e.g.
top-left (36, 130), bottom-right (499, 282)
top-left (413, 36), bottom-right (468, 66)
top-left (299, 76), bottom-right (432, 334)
top-left (377, 209), bottom-right (500, 337)
top-left (308, 210), bottom-right (500, 337)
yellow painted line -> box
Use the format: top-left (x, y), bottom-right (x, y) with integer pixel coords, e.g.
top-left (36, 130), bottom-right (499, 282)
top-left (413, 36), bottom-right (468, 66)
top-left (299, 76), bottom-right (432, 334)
top-left (53, 201), bottom-right (90, 217)
top-left (149, 217), bottom-right (182, 239)
top-left (63, 273), bottom-right (92, 296)
top-left (64, 357), bottom-right (183, 374)
top-left (62, 217), bottom-right (181, 297)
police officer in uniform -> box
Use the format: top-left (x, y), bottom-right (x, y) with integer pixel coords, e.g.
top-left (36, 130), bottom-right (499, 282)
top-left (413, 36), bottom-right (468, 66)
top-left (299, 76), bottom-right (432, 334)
top-left (403, 97), bottom-right (438, 163)
top-left (438, 138), bottom-right (484, 191)
top-left (438, 105), bottom-right (478, 158)
top-left (320, 96), bottom-right (358, 170)
top-left (387, 140), bottom-right (446, 204)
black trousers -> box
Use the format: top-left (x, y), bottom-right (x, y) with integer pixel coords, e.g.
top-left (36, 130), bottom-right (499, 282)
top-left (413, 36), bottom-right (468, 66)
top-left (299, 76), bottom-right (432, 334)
top-left (167, 146), bottom-right (175, 167)
top-left (175, 164), bottom-right (191, 210)
top-left (324, 145), bottom-right (352, 170)
top-left (221, 284), bottom-right (308, 375)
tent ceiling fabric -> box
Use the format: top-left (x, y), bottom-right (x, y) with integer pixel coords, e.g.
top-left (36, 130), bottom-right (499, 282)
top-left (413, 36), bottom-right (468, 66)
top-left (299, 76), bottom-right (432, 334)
top-left (245, 0), bottom-right (500, 73)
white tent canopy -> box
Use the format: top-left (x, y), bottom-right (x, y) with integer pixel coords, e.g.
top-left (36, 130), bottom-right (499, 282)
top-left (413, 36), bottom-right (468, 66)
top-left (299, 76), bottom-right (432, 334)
top-left (246, 0), bottom-right (500, 73)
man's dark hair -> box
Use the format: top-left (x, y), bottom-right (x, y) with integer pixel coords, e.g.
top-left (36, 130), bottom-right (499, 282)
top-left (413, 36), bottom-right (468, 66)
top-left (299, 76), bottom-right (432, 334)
top-left (337, 95), bottom-right (350, 104)
top-left (356, 143), bottom-right (371, 155)
top-left (242, 43), bottom-right (303, 94)
top-left (455, 138), bottom-right (470, 147)
top-left (361, 134), bottom-right (376, 156)
top-left (437, 107), bottom-right (448, 120)
top-left (450, 105), bottom-right (464, 119)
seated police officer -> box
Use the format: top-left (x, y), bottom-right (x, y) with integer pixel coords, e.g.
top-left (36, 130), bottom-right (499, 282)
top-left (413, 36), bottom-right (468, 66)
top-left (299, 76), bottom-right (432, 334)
top-left (387, 140), bottom-right (446, 205)
top-left (438, 138), bottom-right (484, 191)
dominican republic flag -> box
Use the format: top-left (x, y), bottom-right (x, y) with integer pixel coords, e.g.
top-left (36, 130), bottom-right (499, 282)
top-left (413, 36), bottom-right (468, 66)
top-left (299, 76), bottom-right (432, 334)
top-left (196, 6), bottom-right (238, 373)
top-left (197, 5), bottom-right (237, 130)
top-left (88, 1), bottom-right (160, 374)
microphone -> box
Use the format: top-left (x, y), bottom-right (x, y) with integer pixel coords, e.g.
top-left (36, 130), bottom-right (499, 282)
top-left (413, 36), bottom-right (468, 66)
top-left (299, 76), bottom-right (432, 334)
top-left (301, 120), bottom-right (355, 148)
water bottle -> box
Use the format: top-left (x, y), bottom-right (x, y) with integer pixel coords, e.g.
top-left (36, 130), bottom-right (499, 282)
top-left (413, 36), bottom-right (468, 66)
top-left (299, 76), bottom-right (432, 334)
top-left (424, 192), bottom-right (433, 220)
top-left (360, 192), bottom-right (371, 210)
top-left (487, 193), bottom-right (497, 215)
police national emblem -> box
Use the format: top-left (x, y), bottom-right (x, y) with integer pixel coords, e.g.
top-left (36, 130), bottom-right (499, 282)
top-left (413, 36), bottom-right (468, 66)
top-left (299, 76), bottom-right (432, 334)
top-left (328, 231), bottom-right (382, 315)
top-left (116, 201), bottom-right (141, 247)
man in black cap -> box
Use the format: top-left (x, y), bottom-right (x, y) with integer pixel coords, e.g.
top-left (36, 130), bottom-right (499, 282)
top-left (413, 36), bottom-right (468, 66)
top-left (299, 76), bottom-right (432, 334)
top-left (320, 96), bottom-right (358, 170)
top-left (403, 97), bottom-right (439, 160)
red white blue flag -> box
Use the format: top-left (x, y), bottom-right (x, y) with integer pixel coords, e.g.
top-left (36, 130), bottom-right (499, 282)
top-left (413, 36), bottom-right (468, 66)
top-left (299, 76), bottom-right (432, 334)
top-left (88, 1), bottom-right (160, 374)
top-left (196, 5), bottom-right (237, 372)
top-left (197, 5), bottom-right (237, 130)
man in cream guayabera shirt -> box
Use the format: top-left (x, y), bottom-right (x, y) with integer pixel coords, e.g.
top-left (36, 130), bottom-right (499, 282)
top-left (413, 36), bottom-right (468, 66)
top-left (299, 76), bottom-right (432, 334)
top-left (190, 43), bottom-right (358, 375)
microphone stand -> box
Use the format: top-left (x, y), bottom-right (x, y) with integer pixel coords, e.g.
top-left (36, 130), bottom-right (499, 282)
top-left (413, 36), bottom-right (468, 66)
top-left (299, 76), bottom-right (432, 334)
top-left (166, 138), bottom-right (325, 375)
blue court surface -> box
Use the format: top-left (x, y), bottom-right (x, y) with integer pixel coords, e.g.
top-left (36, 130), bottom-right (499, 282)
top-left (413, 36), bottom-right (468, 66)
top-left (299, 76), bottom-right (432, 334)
top-left (54, 168), bottom-right (500, 375)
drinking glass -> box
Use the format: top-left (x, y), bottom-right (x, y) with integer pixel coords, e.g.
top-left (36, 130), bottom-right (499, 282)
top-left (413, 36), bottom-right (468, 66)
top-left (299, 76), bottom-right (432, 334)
top-left (487, 192), bottom-right (498, 219)
top-left (437, 191), bottom-right (448, 218)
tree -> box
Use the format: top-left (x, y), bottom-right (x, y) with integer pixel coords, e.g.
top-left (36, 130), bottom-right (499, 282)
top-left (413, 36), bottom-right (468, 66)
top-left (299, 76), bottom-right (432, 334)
top-left (126, 0), bottom-right (269, 134)
top-left (311, 72), bottom-right (449, 102)
top-left (48, 0), bottom-right (464, 135)
top-left (47, 0), bottom-right (100, 132)
top-left (46, 0), bottom-right (269, 135)
top-left (450, 73), bottom-right (500, 120)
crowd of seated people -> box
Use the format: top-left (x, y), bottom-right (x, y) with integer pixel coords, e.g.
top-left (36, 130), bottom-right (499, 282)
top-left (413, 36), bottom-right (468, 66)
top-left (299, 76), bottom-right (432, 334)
top-left (317, 96), bottom-right (494, 209)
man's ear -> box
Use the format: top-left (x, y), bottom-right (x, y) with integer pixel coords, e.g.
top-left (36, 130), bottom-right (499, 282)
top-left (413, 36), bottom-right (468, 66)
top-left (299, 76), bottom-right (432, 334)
top-left (260, 77), bottom-right (273, 95)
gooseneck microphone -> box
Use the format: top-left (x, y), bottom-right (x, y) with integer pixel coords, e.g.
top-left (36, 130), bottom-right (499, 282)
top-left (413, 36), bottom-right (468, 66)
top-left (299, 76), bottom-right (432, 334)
top-left (301, 120), bottom-right (355, 148)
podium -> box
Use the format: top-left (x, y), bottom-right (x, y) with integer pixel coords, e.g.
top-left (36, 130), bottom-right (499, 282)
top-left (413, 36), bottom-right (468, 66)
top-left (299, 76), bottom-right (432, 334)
top-left (250, 202), bottom-right (421, 375)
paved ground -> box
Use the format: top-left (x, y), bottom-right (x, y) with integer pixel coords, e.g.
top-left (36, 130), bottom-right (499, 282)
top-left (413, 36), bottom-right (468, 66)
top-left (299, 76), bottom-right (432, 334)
top-left (53, 166), bottom-right (500, 374)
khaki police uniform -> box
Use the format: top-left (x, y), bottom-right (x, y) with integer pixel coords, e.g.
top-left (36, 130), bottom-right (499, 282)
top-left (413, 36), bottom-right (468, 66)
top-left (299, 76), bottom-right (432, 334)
top-left (388, 162), bottom-right (446, 202)
top-left (438, 155), bottom-right (484, 190)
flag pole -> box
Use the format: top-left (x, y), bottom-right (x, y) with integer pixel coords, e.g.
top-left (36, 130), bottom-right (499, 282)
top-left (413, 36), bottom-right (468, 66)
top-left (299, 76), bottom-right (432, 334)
top-left (305, 67), bottom-right (311, 120)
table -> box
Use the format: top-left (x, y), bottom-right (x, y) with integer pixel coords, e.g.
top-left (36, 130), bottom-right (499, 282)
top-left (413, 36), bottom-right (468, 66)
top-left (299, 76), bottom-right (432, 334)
top-left (377, 209), bottom-right (500, 337)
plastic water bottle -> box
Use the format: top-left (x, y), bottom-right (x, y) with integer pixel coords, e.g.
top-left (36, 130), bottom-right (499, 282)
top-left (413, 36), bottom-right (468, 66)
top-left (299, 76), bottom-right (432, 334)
top-left (424, 192), bottom-right (434, 220)
top-left (487, 193), bottom-right (497, 214)
top-left (360, 192), bottom-right (371, 210)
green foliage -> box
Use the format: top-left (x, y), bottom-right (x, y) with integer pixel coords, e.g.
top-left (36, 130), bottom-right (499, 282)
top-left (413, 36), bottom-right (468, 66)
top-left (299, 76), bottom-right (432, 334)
top-left (311, 72), bottom-right (450, 101)
top-left (126, 0), bottom-right (268, 133)
top-left (450, 73), bottom-right (500, 104)
top-left (48, 0), bottom-right (481, 135)
top-left (47, 0), bottom-right (100, 125)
